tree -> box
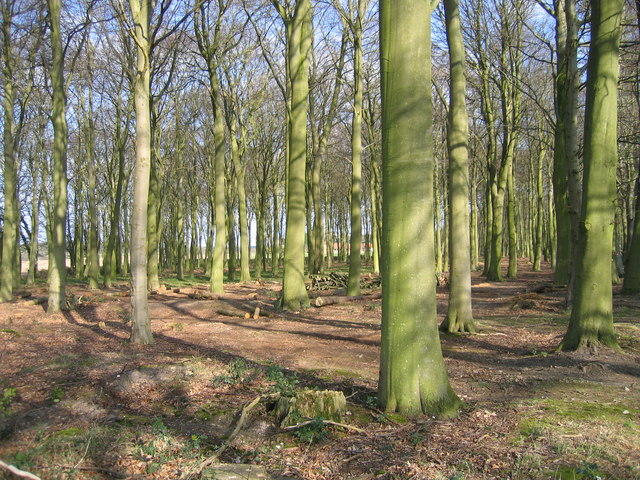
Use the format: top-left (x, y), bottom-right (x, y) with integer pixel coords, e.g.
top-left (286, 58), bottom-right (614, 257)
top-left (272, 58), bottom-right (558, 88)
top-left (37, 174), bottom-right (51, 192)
top-left (47, 0), bottom-right (69, 314)
top-left (273, 0), bottom-right (312, 311)
top-left (194, 0), bottom-right (233, 294)
top-left (378, 0), bottom-right (460, 417)
top-left (560, 0), bottom-right (623, 351)
top-left (128, 0), bottom-right (154, 344)
top-left (0, 0), bottom-right (21, 301)
top-left (440, 0), bottom-right (474, 333)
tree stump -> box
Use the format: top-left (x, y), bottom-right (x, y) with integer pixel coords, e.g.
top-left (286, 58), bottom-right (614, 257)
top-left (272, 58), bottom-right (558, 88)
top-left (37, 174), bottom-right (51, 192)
top-left (275, 389), bottom-right (346, 427)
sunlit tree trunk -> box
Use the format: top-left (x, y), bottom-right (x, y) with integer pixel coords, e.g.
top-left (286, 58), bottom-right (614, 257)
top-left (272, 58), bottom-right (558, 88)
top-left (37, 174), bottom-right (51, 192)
top-left (347, 0), bottom-right (366, 296)
top-left (0, 0), bottom-right (18, 301)
top-left (378, 0), bottom-right (460, 417)
top-left (560, 0), bottom-right (622, 351)
top-left (440, 0), bottom-right (474, 333)
top-left (47, 0), bottom-right (68, 313)
top-left (507, 162), bottom-right (517, 278)
top-left (129, 0), bottom-right (154, 344)
top-left (277, 0), bottom-right (312, 310)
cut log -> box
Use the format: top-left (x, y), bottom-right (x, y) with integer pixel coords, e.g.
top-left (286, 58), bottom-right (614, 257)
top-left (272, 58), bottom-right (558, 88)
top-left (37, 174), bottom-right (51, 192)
top-left (215, 308), bottom-right (249, 318)
top-left (314, 295), bottom-right (365, 307)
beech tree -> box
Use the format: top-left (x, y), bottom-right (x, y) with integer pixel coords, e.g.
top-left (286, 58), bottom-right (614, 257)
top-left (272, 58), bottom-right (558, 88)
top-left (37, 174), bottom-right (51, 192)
top-left (560, 0), bottom-right (623, 351)
top-left (46, 0), bottom-right (69, 314)
top-left (273, 0), bottom-right (312, 311)
top-left (378, 0), bottom-right (460, 417)
top-left (440, 0), bottom-right (474, 333)
top-left (128, 0), bottom-right (154, 344)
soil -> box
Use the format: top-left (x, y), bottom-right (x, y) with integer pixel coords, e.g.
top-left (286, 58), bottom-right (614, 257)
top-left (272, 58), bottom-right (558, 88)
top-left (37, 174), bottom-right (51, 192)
top-left (0, 260), bottom-right (639, 480)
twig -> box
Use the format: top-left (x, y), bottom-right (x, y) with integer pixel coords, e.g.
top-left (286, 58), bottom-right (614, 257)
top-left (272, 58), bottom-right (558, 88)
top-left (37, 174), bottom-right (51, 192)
top-left (183, 394), bottom-right (277, 480)
top-left (282, 419), bottom-right (367, 434)
top-left (74, 435), bottom-right (92, 468)
top-left (0, 459), bottom-right (41, 480)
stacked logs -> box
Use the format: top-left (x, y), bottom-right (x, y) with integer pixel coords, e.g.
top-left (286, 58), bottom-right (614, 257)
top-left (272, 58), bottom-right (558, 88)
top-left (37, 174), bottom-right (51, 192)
top-left (307, 273), bottom-right (381, 291)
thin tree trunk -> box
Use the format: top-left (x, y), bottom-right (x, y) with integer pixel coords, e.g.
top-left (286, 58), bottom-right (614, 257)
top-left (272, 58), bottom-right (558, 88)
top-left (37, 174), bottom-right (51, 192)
top-left (47, 0), bottom-right (68, 313)
top-left (441, 0), bottom-right (475, 333)
top-left (129, 0), bottom-right (154, 344)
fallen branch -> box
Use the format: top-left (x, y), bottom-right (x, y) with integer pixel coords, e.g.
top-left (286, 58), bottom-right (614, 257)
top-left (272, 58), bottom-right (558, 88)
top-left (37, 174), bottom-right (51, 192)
top-left (282, 419), bottom-right (367, 435)
top-left (0, 460), bottom-right (41, 480)
top-left (183, 393), bottom-right (278, 480)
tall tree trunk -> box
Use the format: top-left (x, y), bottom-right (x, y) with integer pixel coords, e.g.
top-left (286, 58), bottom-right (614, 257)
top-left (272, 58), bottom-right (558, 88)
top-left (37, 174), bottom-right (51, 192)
top-left (533, 140), bottom-right (545, 271)
top-left (507, 161), bottom-right (517, 278)
top-left (129, 0), bottom-right (154, 344)
top-left (210, 75), bottom-right (226, 293)
top-left (0, 0), bottom-right (17, 301)
top-left (560, 0), bottom-right (622, 351)
top-left (230, 113), bottom-right (251, 282)
top-left (623, 174), bottom-right (640, 293)
top-left (378, 0), bottom-right (460, 418)
top-left (147, 118), bottom-right (161, 291)
top-left (84, 65), bottom-right (100, 289)
top-left (347, 0), bottom-right (365, 297)
top-left (279, 0), bottom-right (312, 310)
top-left (47, 0), bottom-right (68, 313)
top-left (441, 0), bottom-right (475, 333)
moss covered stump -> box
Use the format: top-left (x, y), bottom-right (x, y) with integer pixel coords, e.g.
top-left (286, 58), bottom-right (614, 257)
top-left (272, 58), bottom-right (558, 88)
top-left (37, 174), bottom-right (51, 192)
top-left (275, 389), bottom-right (346, 427)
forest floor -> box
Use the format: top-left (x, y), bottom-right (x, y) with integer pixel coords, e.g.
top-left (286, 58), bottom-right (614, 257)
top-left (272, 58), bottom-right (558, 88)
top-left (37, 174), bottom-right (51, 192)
top-left (0, 259), bottom-right (639, 480)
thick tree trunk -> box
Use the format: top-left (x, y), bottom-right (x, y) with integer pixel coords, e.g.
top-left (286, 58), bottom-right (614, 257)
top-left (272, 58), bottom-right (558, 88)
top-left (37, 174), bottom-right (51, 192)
top-left (378, 0), bottom-right (460, 418)
top-left (560, 0), bottom-right (622, 351)
top-left (280, 0), bottom-right (311, 310)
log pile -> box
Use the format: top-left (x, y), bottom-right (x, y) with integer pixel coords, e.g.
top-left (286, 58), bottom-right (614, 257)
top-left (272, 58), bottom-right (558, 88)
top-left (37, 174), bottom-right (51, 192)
top-left (307, 273), bottom-right (381, 291)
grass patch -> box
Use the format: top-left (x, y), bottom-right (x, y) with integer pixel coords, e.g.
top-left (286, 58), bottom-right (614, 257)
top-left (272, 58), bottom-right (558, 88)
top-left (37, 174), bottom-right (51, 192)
top-left (515, 382), bottom-right (640, 479)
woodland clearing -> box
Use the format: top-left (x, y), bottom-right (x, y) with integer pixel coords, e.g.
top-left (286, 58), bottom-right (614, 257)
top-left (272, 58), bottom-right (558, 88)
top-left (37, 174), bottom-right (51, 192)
top-left (0, 260), bottom-right (639, 480)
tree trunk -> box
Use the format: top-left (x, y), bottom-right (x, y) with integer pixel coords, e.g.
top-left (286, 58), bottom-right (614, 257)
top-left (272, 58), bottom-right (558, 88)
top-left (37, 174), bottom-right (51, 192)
top-left (129, 0), bottom-right (154, 344)
top-left (378, 0), bottom-right (460, 418)
top-left (347, 1), bottom-right (365, 297)
top-left (440, 0), bottom-right (475, 333)
top-left (507, 161), bottom-right (517, 278)
top-left (47, 0), bottom-right (68, 313)
top-left (0, 1), bottom-right (17, 302)
top-left (279, 0), bottom-right (312, 310)
top-left (560, 0), bottom-right (622, 351)
top-left (84, 68), bottom-right (100, 290)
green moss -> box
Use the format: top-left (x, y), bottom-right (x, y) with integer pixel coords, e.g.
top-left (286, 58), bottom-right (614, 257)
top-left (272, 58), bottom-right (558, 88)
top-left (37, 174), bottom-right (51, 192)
top-left (547, 463), bottom-right (608, 479)
top-left (53, 427), bottom-right (86, 437)
top-left (529, 398), bottom-right (638, 423)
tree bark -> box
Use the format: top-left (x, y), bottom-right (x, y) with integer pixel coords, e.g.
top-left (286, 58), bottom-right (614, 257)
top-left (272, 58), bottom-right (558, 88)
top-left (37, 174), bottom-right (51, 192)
top-left (440, 0), bottom-right (475, 334)
top-left (47, 0), bottom-right (68, 313)
top-left (378, 0), bottom-right (460, 417)
top-left (279, 0), bottom-right (312, 311)
top-left (560, 0), bottom-right (623, 351)
top-left (129, 0), bottom-right (154, 344)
